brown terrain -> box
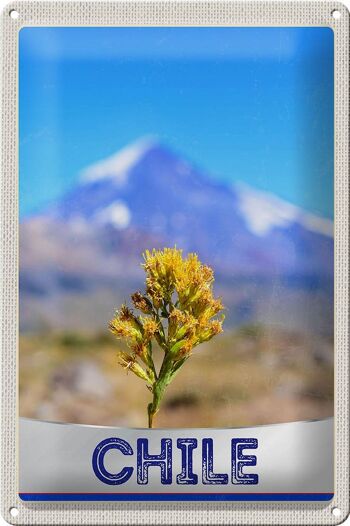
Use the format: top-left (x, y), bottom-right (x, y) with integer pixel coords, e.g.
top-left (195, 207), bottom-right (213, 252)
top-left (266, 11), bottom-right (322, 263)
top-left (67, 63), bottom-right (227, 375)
top-left (20, 325), bottom-right (333, 428)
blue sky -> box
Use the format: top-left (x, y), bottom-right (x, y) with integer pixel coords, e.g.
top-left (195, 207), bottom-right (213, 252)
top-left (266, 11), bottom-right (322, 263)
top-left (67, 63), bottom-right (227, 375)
top-left (19, 27), bottom-right (334, 218)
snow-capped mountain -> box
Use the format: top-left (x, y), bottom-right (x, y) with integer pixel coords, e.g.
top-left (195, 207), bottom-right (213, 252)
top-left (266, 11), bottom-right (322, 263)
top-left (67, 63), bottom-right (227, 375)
top-left (235, 183), bottom-right (333, 238)
top-left (20, 138), bottom-right (333, 333)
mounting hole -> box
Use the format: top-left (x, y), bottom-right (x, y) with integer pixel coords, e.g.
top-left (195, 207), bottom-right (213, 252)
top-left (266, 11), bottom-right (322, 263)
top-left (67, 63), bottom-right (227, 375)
top-left (9, 507), bottom-right (19, 517)
top-left (332, 507), bottom-right (341, 517)
top-left (9, 9), bottom-right (19, 19)
top-left (332, 9), bottom-right (341, 19)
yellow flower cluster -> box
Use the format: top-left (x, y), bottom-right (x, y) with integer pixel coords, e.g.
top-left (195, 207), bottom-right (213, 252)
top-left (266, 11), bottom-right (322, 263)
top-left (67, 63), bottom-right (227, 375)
top-left (109, 247), bottom-right (224, 427)
top-left (144, 248), bottom-right (224, 357)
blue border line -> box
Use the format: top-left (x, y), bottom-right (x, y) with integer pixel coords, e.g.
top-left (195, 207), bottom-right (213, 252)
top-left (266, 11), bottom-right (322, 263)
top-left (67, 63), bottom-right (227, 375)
top-left (19, 493), bottom-right (334, 502)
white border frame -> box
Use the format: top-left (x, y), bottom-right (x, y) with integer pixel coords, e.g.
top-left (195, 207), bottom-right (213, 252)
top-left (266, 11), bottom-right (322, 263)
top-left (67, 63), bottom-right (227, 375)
top-left (1, 1), bottom-right (349, 524)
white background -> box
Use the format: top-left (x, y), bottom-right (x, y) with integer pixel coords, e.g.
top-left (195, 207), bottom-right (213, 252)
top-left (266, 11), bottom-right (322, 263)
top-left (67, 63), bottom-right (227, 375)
top-left (0, 0), bottom-right (349, 523)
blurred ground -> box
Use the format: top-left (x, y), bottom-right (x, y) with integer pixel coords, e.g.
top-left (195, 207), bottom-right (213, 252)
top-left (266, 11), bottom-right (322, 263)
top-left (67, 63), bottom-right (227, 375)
top-left (19, 326), bottom-right (333, 428)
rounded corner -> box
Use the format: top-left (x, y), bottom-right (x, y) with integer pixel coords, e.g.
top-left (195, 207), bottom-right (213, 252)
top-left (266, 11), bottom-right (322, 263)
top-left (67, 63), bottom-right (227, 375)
top-left (325, 26), bottom-right (335, 37)
top-left (330, 1), bottom-right (350, 20)
top-left (335, 506), bottom-right (350, 526)
top-left (0, 1), bottom-right (16, 20)
top-left (18, 25), bottom-right (28, 37)
top-left (0, 506), bottom-right (18, 526)
top-left (335, 1), bottom-right (350, 15)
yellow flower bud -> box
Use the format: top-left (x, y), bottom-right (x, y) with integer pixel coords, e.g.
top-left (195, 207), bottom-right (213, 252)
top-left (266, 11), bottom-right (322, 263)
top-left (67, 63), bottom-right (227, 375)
top-left (131, 292), bottom-right (153, 314)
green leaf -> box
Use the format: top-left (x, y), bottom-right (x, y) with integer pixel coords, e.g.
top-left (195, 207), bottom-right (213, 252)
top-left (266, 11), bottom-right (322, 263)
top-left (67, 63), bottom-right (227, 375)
top-left (172, 356), bottom-right (188, 375)
top-left (169, 339), bottom-right (187, 355)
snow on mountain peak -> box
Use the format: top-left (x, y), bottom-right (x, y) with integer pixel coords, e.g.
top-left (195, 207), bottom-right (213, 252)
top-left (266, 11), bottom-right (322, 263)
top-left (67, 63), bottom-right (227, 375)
top-left (80, 137), bottom-right (156, 184)
top-left (94, 201), bottom-right (131, 229)
top-left (236, 183), bottom-right (333, 238)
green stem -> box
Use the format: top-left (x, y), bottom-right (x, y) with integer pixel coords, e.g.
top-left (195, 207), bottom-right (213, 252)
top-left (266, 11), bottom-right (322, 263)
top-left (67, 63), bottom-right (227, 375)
top-left (147, 383), bottom-right (163, 428)
top-left (147, 352), bottom-right (173, 428)
top-left (148, 403), bottom-right (155, 428)
top-left (147, 344), bottom-right (158, 380)
top-left (153, 308), bottom-right (166, 341)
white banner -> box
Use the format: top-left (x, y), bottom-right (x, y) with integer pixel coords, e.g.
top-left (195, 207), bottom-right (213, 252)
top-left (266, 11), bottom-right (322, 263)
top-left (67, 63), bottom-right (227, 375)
top-left (19, 417), bottom-right (333, 501)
